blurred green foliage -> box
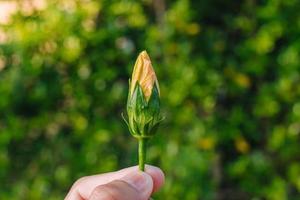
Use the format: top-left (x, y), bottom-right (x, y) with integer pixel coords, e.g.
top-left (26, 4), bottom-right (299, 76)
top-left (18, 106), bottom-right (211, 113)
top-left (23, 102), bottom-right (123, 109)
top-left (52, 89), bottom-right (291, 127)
top-left (1, 0), bottom-right (300, 199)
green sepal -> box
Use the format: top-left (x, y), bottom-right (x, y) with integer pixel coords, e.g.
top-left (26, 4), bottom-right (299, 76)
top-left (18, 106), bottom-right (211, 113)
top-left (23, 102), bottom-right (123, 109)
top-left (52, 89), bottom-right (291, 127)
top-left (125, 82), bottom-right (163, 139)
top-left (121, 112), bottom-right (134, 136)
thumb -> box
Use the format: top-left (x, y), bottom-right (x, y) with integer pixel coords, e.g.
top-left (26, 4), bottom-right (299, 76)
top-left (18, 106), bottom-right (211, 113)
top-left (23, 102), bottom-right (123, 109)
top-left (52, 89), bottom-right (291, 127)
top-left (88, 171), bottom-right (153, 200)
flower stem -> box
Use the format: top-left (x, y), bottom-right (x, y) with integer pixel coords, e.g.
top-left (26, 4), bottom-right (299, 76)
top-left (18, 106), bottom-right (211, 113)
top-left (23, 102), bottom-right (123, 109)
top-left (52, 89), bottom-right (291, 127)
top-left (138, 138), bottom-right (147, 171)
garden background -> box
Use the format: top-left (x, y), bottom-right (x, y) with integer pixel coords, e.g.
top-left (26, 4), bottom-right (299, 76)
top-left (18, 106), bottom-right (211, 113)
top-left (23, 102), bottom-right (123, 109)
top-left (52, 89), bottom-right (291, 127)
top-left (1, 0), bottom-right (300, 199)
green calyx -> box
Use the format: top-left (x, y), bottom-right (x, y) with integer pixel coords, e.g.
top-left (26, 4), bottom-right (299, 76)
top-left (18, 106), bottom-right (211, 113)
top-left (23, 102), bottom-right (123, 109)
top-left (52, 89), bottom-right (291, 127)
top-left (122, 82), bottom-right (163, 139)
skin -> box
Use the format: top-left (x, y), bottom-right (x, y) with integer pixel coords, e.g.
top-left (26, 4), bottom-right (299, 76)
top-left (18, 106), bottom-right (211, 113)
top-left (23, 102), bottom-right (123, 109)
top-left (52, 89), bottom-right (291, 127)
top-left (65, 165), bottom-right (165, 200)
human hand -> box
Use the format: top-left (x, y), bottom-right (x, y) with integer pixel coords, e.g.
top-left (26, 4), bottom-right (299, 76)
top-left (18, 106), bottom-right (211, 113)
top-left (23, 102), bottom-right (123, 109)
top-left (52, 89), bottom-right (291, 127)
top-left (65, 165), bottom-right (165, 200)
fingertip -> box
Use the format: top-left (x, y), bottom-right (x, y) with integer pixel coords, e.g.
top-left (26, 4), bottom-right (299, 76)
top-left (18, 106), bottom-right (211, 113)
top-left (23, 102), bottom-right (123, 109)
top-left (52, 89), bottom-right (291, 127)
top-left (144, 165), bottom-right (165, 192)
top-left (115, 165), bottom-right (165, 193)
top-left (121, 171), bottom-right (153, 198)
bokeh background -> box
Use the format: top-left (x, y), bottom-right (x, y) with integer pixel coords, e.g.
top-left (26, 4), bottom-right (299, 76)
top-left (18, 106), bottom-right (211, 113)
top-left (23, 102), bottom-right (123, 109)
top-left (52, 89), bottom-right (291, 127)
top-left (1, 0), bottom-right (300, 199)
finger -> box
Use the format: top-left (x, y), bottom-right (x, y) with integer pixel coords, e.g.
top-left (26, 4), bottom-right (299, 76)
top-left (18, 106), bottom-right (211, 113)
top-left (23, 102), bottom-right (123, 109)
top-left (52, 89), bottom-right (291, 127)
top-left (65, 165), bottom-right (165, 200)
top-left (88, 171), bottom-right (153, 200)
top-left (116, 165), bottom-right (165, 192)
top-left (144, 165), bottom-right (165, 193)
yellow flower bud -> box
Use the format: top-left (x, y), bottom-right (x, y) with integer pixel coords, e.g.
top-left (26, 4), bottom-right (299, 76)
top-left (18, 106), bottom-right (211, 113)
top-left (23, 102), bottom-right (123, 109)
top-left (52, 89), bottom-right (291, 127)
top-left (130, 50), bottom-right (160, 101)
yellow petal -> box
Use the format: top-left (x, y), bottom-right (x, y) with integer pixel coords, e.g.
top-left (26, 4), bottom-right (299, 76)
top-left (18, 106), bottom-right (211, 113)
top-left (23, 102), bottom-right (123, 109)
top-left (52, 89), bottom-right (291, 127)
top-left (130, 50), bottom-right (160, 101)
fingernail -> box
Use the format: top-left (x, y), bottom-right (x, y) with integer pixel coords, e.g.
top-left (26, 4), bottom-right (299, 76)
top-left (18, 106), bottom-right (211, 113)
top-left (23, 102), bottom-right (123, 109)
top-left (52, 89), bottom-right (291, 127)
top-left (122, 171), bottom-right (153, 195)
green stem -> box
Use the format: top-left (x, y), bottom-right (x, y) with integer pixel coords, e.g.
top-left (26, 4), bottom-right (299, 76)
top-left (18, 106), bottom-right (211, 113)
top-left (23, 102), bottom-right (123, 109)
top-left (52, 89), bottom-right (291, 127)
top-left (138, 138), bottom-right (147, 171)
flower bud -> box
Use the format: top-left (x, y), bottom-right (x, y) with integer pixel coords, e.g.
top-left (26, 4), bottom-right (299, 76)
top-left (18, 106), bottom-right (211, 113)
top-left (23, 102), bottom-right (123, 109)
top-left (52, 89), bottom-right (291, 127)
top-left (123, 51), bottom-right (163, 138)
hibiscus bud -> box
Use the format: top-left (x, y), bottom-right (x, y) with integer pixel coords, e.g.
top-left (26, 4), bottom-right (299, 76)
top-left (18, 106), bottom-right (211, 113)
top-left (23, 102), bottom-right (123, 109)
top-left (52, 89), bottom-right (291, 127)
top-left (123, 50), bottom-right (163, 139)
